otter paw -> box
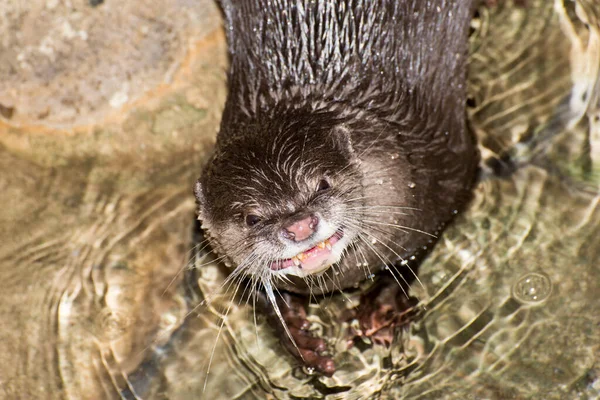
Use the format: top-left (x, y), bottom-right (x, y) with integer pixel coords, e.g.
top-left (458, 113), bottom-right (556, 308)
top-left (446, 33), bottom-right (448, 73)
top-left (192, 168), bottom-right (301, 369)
top-left (284, 326), bottom-right (336, 377)
top-left (348, 280), bottom-right (419, 347)
top-left (269, 292), bottom-right (336, 376)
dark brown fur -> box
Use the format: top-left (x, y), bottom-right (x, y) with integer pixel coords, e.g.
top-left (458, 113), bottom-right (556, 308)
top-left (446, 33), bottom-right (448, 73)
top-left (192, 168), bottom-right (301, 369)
top-left (195, 0), bottom-right (478, 295)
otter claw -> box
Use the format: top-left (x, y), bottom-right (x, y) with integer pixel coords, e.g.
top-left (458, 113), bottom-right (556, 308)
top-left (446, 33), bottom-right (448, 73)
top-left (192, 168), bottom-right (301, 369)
top-left (290, 326), bottom-right (327, 353)
top-left (299, 349), bottom-right (336, 377)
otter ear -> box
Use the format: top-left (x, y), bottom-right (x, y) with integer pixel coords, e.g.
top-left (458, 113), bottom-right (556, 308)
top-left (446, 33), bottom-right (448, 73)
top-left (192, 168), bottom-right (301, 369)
top-left (194, 179), bottom-right (206, 219)
top-left (194, 180), bottom-right (211, 223)
top-left (194, 180), bottom-right (206, 209)
top-left (331, 125), bottom-right (354, 154)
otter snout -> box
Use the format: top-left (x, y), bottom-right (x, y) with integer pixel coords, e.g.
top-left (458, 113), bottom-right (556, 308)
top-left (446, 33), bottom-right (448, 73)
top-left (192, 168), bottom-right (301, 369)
top-left (281, 215), bottom-right (319, 242)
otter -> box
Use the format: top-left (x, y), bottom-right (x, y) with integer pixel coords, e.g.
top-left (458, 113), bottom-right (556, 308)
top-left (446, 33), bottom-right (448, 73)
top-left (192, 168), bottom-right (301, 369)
top-left (195, 0), bottom-right (478, 375)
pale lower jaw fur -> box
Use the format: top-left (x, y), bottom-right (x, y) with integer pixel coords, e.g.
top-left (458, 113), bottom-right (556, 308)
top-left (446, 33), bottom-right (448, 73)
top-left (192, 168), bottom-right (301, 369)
top-left (270, 234), bottom-right (353, 279)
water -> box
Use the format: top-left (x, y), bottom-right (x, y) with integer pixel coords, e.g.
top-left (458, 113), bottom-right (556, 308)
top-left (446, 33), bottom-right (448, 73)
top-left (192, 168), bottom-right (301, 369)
top-left (0, 0), bottom-right (598, 399)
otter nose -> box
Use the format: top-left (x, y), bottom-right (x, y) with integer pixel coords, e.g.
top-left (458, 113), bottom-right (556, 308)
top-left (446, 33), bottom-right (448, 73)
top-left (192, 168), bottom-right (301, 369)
top-left (281, 215), bottom-right (319, 242)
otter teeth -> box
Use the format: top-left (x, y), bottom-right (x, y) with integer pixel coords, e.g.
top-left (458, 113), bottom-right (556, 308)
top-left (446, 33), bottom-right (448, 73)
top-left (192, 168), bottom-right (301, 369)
top-left (316, 239), bottom-right (332, 250)
top-left (296, 239), bottom-right (331, 260)
top-left (271, 230), bottom-right (344, 273)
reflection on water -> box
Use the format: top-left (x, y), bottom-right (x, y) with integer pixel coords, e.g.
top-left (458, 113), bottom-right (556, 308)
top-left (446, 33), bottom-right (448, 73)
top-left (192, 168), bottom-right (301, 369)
top-left (0, 0), bottom-right (599, 399)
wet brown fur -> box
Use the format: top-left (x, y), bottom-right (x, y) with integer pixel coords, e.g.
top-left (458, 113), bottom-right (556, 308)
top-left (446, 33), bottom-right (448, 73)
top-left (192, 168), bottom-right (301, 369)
top-left (195, 0), bottom-right (479, 295)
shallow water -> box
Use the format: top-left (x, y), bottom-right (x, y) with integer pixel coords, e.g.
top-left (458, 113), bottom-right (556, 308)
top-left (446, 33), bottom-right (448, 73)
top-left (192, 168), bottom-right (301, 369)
top-left (0, 1), bottom-right (599, 399)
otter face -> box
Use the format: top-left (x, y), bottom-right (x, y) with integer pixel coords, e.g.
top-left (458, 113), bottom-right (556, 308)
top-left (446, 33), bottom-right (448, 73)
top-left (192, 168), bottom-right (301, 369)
top-left (195, 119), bottom-right (367, 290)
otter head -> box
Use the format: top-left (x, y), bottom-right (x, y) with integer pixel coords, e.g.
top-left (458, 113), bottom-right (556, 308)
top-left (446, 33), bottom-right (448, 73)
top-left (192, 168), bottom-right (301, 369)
top-left (195, 111), bottom-right (370, 292)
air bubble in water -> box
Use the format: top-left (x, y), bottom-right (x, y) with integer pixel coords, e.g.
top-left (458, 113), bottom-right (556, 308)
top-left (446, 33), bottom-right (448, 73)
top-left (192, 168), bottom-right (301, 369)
top-left (512, 272), bottom-right (552, 304)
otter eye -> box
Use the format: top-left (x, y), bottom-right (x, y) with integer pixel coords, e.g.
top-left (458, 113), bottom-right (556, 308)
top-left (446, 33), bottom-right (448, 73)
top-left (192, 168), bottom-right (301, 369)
top-left (245, 214), bottom-right (261, 227)
top-left (317, 178), bottom-right (331, 192)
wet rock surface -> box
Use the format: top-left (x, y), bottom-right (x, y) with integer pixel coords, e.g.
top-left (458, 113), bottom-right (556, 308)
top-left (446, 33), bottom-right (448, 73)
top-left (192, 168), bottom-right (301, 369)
top-left (0, 0), bottom-right (220, 128)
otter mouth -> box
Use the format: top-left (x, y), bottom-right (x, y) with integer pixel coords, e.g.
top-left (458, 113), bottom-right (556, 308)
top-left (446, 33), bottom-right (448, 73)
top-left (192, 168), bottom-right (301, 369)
top-left (270, 230), bottom-right (344, 275)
